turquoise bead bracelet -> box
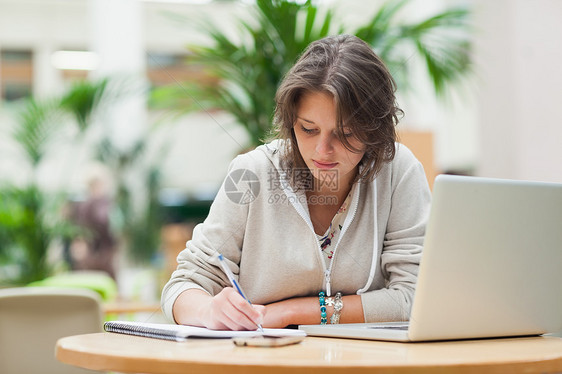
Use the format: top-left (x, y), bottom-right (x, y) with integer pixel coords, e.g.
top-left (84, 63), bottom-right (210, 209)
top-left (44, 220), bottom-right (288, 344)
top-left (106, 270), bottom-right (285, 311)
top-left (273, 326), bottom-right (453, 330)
top-left (319, 291), bottom-right (328, 324)
top-left (319, 291), bottom-right (344, 324)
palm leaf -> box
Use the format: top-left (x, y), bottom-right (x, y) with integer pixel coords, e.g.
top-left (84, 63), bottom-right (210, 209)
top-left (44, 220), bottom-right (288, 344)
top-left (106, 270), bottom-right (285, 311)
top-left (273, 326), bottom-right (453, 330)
top-left (59, 78), bottom-right (109, 132)
top-left (355, 0), bottom-right (409, 49)
top-left (355, 2), bottom-right (471, 96)
top-left (13, 99), bottom-right (61, 167)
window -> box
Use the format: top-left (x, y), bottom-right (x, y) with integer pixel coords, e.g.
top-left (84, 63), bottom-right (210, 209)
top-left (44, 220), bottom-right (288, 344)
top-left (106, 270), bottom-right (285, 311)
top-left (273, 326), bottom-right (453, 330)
top-left (146, 52), bottom-right (216, 88)
top-left (1, 50), bottom-right (33, 101)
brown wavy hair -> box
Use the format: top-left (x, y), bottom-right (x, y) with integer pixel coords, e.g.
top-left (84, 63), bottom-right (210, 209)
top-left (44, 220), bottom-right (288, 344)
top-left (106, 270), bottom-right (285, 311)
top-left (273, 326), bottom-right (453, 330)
top-left (272, 34), bottom-right (402, 187)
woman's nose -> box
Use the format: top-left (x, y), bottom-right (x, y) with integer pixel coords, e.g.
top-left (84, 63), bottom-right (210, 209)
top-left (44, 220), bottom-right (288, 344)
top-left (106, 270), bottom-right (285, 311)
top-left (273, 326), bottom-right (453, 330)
top-left (316, 133), bottom-right (335, 155)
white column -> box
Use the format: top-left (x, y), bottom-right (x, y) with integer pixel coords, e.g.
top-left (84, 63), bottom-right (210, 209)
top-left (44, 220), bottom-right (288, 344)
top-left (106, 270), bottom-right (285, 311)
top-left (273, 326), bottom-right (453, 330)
top-left (474, 0), bottom-right (562, 183)
top-left (33, 44), bottom-right (64, 99)
top-left (89, 0), bottom-right (146, 153)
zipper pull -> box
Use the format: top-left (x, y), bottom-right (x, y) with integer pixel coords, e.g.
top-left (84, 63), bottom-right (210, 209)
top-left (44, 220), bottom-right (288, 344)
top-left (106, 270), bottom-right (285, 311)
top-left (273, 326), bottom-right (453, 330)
top-left (324, 270), bottom-right (331, 297)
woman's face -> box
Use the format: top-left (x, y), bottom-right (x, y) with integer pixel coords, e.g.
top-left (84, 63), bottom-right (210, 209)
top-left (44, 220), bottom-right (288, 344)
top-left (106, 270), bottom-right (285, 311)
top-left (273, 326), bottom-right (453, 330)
top-left (293, 91), bottom-right (365, 191)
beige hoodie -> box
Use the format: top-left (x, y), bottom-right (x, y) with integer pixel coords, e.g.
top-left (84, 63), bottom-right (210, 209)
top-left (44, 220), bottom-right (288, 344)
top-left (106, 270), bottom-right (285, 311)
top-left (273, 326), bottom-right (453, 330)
top-left (161, 140), bottom-right (431, 323)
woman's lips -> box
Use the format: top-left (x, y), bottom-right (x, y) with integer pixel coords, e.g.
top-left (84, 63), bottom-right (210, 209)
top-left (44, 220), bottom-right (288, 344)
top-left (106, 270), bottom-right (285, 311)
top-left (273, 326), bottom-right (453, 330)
top-left (313, 160), bottom-right (338, 169)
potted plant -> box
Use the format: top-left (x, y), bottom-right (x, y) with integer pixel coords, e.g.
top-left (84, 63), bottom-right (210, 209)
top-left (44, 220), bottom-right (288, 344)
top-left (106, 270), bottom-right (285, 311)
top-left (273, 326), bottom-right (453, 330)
top-left (151, 0), bottom-right (472, 148)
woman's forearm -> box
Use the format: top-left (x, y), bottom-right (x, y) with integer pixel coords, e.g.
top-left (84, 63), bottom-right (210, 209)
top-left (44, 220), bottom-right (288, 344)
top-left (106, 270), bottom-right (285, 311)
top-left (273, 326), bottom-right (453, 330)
top-left (263, 294), bottom-right (365, 328)
top-left (172, 289), bottom-right (213, 326)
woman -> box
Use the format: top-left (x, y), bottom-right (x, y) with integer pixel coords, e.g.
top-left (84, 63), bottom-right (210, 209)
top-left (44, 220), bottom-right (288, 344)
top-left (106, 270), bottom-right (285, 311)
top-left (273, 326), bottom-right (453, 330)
top-left (162, 34), bottom-right (431, 330)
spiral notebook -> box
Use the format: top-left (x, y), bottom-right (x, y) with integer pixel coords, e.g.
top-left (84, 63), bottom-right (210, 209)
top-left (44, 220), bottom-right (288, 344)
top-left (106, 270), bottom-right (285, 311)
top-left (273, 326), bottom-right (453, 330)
top-left (104, 320), bottom-right (306, 342)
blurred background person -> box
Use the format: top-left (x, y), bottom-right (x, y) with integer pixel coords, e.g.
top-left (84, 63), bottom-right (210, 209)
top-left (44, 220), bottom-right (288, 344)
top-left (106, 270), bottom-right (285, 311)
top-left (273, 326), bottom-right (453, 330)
top-left (66, 165), bottom-right (117, 280)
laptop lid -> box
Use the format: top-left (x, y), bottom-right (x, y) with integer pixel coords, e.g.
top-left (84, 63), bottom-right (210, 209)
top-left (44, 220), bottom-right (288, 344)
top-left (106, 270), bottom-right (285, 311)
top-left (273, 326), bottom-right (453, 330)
top-left (409, 174), bottom-right (562, 341)
top-left (300, 175), bottom-right (562, 342)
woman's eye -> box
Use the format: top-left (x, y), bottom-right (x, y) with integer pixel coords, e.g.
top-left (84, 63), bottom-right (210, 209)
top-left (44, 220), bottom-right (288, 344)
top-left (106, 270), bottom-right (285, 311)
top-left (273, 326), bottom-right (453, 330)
top-left (300, 125), bottom-right (315, 134)
top-left (341, 127), bottom-right (354, 138)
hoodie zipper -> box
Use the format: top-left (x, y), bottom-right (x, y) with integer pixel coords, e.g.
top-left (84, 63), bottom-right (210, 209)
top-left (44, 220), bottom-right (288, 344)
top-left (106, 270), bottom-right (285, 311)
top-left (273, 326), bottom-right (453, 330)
top-left (280, 172), bottom-right (361, 296)
top-left (324, 182), bottom-right (361, 296)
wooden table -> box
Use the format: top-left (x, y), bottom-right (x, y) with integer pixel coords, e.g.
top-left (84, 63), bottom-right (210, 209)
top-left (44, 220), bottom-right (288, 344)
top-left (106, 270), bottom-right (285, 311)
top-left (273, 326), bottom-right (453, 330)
top-left (102, 301), bottom-right (162, 315)
top-left (56, 332), bottom-right (562, 374)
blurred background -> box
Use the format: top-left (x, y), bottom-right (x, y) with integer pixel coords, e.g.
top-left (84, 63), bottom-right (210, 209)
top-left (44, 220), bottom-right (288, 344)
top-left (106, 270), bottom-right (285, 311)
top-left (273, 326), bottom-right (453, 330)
top-left (0, 0), bottom-right (561, 318)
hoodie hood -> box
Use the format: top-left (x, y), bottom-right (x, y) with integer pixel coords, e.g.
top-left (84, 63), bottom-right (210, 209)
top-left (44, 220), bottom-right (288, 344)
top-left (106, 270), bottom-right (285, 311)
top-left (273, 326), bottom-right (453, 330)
top-left (255, 138), bottom-right (287, 171)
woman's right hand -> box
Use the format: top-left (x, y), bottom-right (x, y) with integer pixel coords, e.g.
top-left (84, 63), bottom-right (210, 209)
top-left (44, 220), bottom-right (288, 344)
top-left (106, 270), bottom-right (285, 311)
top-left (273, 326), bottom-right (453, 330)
top-left (173, 288), bottom-right (264, 331)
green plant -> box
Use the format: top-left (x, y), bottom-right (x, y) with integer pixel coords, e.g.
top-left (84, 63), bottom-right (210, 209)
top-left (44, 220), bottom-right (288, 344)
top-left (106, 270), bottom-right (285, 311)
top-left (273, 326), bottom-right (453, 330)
top-left (1, 78), bottom-right (170, 284)
top-left (58, 77), bottom-right (165, 264)
top-left (151, 0), bottom-right (472, 148)
top-left (0, 77), bottom-right (164, 284)
top-left (13, 98), bottom-right (62, 168)
top-left (93, 132), bottom-right (167, 264)
top-left (0, 98), bottom-right (74, 285)
top-left (0, 185), bottom-right (77, 284)
top-left (59, 77), bottom-right (110, 132)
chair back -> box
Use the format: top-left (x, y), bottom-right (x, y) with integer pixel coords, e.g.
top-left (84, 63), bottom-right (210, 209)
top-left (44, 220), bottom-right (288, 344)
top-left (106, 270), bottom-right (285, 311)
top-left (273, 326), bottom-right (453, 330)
top-left (0, 287), bottom-right (103, 374)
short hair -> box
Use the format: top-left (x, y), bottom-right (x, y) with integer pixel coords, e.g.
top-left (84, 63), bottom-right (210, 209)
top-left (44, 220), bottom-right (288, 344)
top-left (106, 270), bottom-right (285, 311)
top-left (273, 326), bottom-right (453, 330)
top-left (273, 34), bottom-right (402, 187)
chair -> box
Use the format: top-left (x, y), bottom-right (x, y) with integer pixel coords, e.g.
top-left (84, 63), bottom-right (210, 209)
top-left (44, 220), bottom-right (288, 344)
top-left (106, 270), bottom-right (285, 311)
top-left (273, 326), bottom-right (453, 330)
top-left (0, 287), bottom-right (103, 374)
top-left (27, 270), bottom-right (118, 301)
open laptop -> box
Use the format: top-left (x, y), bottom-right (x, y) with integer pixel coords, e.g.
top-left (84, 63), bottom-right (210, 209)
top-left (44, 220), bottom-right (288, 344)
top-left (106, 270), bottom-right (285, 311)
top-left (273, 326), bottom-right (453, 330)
top-left (299, 174), bottom-right (562, 342)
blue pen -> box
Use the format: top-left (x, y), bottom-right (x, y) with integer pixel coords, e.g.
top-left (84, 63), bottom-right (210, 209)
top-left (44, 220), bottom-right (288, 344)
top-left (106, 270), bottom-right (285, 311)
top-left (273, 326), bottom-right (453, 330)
top-left (217, 254), bottom-right (264, 332)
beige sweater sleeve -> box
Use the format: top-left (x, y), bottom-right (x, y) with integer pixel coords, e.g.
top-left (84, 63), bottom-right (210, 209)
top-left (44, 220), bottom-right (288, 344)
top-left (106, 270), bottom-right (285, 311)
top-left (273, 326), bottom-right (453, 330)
top-left (161, 156), bottom-right (250, 323)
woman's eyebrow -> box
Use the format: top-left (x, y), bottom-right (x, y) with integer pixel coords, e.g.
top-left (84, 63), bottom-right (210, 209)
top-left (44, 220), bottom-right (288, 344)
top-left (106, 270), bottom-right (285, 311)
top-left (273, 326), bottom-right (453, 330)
top-left (296, 116), bottom-right (315, 124)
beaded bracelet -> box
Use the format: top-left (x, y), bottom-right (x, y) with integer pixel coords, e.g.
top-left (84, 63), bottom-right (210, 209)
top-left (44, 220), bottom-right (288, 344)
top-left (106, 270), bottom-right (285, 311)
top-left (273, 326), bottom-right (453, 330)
top-left (318, 291), bottom-right (328, 324)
